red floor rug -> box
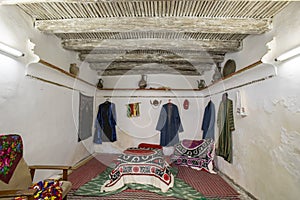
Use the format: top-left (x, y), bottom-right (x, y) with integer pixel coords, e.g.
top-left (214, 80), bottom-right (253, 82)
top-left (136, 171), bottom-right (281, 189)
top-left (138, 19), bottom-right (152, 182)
top-left (68, 157), bottom-right (107, 190)
top-left (68, 189), bottom-right (180, 200)
top-left (68, 155), bottom-right (240, 199)
top-left (176, 165), bottom-right (239, 199)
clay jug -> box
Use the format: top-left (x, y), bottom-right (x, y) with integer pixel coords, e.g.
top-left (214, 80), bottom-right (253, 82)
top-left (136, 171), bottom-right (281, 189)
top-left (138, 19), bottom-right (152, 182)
top-left (197, 79), bottom-right (206, 89)
top-left (69, 63), bottom-right (79, 76)
top-left (212, 67), bottom-right (222, 83)
top-left (97, 79), bottom-right (103, 89)
top-left (138, 75), bottom-right (147, 89)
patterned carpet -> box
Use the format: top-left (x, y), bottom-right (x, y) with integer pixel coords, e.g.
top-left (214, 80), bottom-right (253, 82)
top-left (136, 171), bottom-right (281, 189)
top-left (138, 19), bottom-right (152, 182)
top-left (68, 155), bottom-right (240, 200)
top-left (68, 189), bottom-right (180, 200)
top-left (176, 166), bottom-right (239, 199)
top-left (69, 157), bottom-right (108, 190)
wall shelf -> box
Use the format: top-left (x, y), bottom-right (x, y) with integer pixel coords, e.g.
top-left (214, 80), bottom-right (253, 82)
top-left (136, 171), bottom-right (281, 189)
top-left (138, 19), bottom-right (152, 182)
top-left (98, 88), bottom-right (205, 91)
top-left (97, 61), bottom-right (263, 92)
top-left (206, 60), bottom-right (262, 88)
top-left (97, 60), bottom-right (276, 99)
top-left (38, 59), bottom-right (97, 89)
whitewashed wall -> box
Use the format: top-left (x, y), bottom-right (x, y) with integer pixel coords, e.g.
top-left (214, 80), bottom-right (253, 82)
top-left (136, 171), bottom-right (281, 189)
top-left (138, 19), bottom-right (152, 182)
top-left (0, 6), bottom-right (98, 181)
top-left (1, 3), bottom-right (300, 198)
top-left (95, 74), bottom-right (206, 153)
top-left (207, 2), bottom-right (300, 200)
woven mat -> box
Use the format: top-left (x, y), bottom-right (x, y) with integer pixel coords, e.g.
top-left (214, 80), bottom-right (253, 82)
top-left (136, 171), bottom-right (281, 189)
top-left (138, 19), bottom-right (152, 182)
top-left (73, 167), bottom-right (207, 200)
top-left (176, 165), bottom-right (239, 199)
top-left (68, 155), bottom-right (240, 200)
top-left (69, 157), bottom-right (107, 190)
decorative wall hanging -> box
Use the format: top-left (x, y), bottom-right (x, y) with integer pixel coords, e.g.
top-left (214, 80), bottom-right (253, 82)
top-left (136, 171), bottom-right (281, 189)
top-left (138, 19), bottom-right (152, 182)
top-left (127, 102), bottom-right (140, 117)
top-left (183, 99), bottom-right (189, 110)
top-left (150, 99), bottom-right (162, 109)
top-left (78, 93), bottom-right (94, 142)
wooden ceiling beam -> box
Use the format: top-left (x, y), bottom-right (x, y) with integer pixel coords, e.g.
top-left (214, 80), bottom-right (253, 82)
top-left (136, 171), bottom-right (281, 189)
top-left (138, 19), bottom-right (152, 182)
top-left (35, 17), bottom-right (271, 35)
top-left (1, 0), bottom-right (288, 5)
top-left (90, 62), bottom-right (213, 76)
top-left (98, 69), bottom-right (201, 76)
top-left (94, 64), bottom-right (197, 71)
top-left (0, 0), bottom-right (111, 4)
top-left (63, 39), bottom-right (241, 52)
top-left (90, 62), bottom-right (212, 71)
top-left (79, 53), bottom-right (224, 63)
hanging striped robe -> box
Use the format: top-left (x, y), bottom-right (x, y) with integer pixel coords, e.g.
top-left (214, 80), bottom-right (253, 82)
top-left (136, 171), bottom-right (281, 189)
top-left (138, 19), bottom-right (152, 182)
top-left (216, 94), bottom-right (235, 163)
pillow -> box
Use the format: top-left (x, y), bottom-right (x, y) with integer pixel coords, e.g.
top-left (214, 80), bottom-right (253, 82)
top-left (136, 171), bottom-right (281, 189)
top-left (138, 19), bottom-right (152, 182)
top-left (138, 143), bottom-right (163, 150)
top-left (170, 139), bottom-right (216, 173)
top-left (123, 148), bottom-right (155, 156)
top-left (173, 139), bottom-right (214, 158)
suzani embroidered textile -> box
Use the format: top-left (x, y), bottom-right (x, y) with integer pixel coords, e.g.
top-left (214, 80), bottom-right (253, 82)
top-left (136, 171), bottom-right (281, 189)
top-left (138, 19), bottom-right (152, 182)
top-left (101, 148), bottom-right (174, 193)
top-left (171, 139), bottom-right (215, 173)
top-left (126, 102), bottom-right (140, 117)
top-left (0, 134), bottom-right (23, 184)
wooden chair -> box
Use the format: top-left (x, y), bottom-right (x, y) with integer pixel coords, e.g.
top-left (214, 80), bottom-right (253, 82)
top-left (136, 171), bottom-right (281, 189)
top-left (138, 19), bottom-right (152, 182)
top-left (0, 134), bottom-right (72, 200)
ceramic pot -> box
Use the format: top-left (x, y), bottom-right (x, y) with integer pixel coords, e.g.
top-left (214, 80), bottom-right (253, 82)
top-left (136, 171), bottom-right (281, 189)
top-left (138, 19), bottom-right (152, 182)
top-left (69, 63), bottom-right (79, 76)
top-left (212, 67), bottom-right (222, 83)
top-left (97, 79), bottom-right (103, 89)
top-left (197, 79), bottom-right (206, 89)
top-left (138, 75), bottom-right (147, 89)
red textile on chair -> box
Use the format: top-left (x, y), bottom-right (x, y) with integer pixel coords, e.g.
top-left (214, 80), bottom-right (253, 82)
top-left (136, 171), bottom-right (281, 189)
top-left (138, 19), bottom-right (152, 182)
top-left (0, 134), bottom-right (23, 184)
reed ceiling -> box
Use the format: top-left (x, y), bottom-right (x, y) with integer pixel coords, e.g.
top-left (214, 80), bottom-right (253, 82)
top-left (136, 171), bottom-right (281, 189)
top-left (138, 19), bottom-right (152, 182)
top-left (1, 0), bottom-right (290, 76)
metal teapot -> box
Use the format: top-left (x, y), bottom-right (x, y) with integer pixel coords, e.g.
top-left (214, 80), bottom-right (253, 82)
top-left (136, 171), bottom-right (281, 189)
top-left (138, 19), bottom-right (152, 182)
top-left (197, 79), bottom-right (206, 89)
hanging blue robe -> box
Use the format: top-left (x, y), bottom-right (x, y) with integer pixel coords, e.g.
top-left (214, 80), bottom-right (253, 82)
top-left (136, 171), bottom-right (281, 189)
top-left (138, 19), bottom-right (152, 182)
top-left (156, 103), bottom-right (183, 146)
top-left (201, 100), bottom-right (216, 140)
top-left (94, 101), bottom-right (117, 143)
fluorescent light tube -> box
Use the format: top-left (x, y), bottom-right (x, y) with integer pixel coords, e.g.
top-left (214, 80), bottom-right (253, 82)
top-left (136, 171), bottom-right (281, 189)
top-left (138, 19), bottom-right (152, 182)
top-left (275, 46), bottom-right (300, 62)
top-left (0, 42), bottom-right (24, 58)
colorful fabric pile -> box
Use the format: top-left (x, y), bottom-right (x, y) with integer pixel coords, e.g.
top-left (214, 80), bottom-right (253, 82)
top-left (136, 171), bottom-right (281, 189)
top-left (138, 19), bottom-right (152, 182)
top-left (0, 134), bottom-right (23, 184)
top-left (30, 180), bottom-right (63, 200)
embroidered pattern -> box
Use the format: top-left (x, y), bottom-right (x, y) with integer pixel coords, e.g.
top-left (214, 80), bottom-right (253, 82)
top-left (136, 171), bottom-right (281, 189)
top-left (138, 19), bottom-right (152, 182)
top-left (171, 139), bottom-right (215, 172)
top-left (0, 134), bottom-right (23, 184)
top-left (101, 148), bottom-right (174, 192)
